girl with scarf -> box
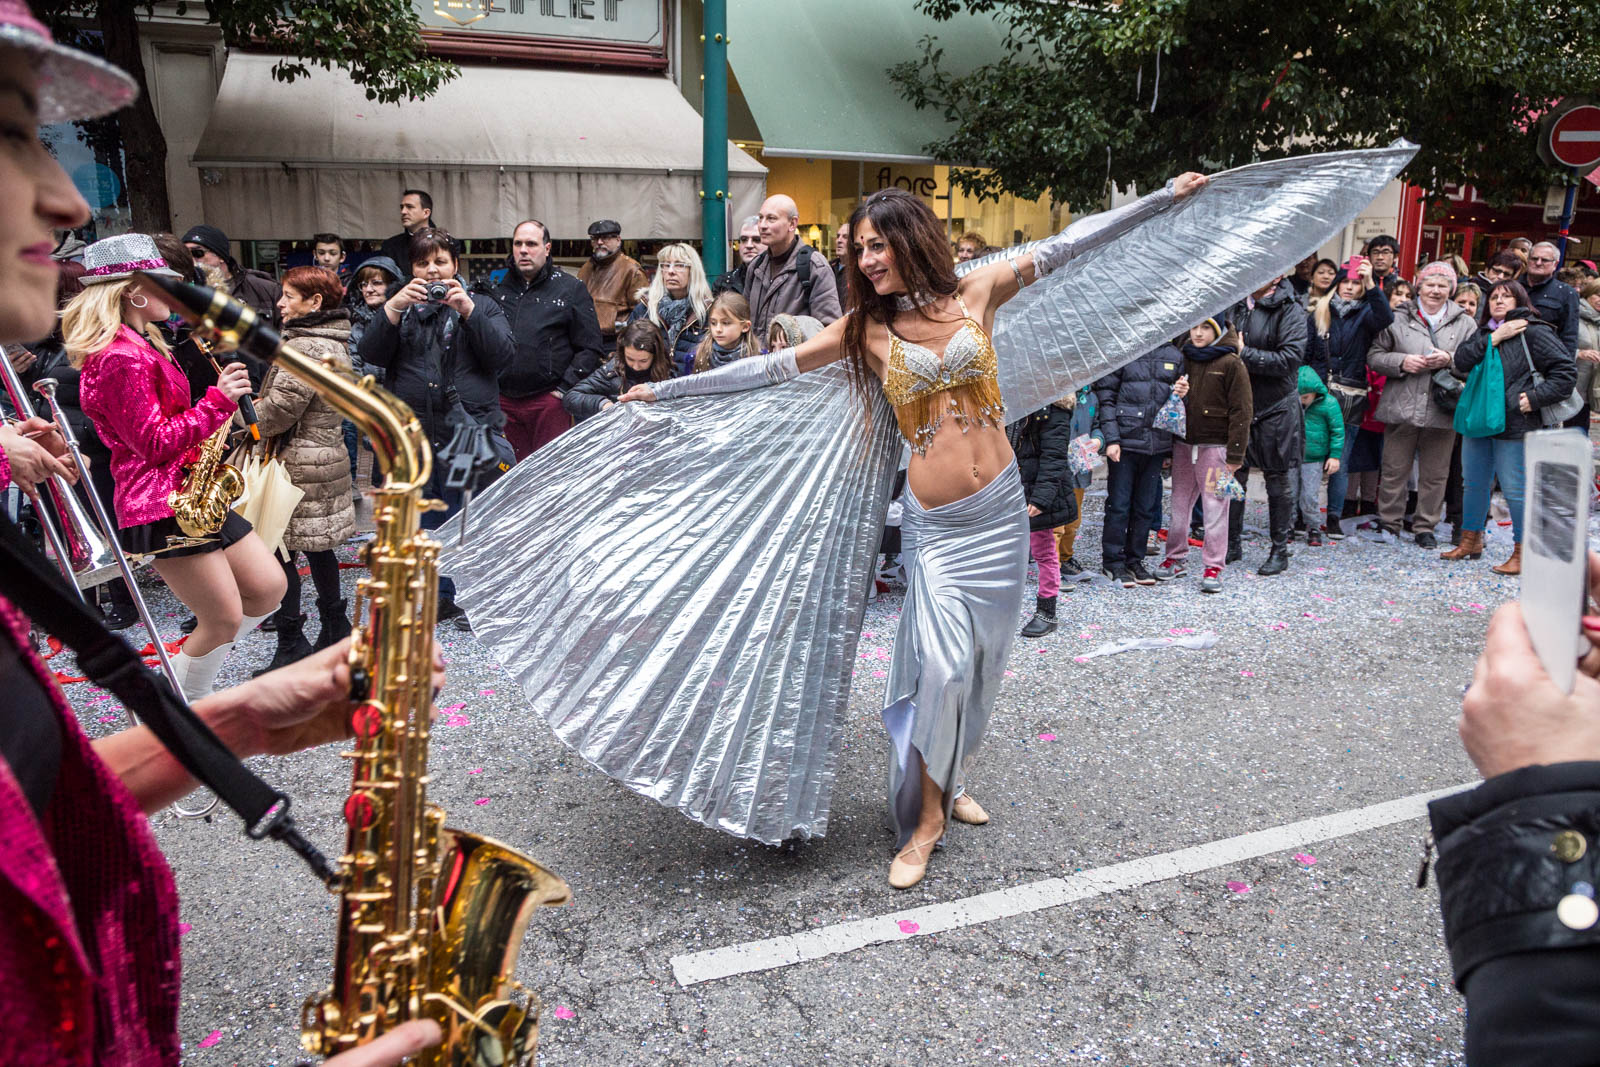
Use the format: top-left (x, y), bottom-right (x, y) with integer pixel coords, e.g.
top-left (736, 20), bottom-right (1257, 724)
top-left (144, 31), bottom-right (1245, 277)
top-left (692, 291), bottom-right (759, 372)
top-left (564, 320), bottom-right (675, 421)
top-left (626, 242), bottom-right (711, 377)
top-left (1311, 257), bottom-right (1393, 533)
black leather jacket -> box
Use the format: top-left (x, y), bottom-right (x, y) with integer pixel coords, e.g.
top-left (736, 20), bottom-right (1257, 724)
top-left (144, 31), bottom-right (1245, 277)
top-left (1430, 762), bottom-right (1600, 1063)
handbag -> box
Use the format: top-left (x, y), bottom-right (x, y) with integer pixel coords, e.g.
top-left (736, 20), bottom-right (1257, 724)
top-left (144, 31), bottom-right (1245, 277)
top-left (1523, 334), bottom-right (1585, 427)
top-left (230, 439), bottom-right (305, 559)
top-left (1326, 375), bottom-right (1368, 425)
top-left (1429, 368), bottom-right (1464, 413)
top-left (1453, 339), bottom-right (1508, 439)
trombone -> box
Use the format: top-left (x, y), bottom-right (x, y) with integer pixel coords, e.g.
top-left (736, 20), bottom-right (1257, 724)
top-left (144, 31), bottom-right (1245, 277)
top-left (33, 376), bottom-right (219, 820)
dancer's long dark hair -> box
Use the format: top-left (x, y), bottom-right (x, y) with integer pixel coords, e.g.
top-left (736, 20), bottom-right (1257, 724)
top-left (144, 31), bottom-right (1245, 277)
top-left (841, 189), bottom-right (961, 422)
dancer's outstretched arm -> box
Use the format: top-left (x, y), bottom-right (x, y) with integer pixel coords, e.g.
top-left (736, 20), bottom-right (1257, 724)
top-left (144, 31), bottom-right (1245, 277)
top-left (620, 316), bottom-right (849, 403)
top-left (960, 171), bottom-right (1209, 315)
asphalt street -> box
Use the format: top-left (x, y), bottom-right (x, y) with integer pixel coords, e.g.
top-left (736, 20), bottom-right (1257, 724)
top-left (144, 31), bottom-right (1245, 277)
top-left (52, 478), bottom-right (1521, 1066)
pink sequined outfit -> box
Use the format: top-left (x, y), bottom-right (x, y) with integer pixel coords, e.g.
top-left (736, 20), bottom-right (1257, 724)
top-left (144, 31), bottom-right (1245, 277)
top-left (0, 589), bottom-right (182, 1065)
top-left (77, 325), bottom-right (234, 528)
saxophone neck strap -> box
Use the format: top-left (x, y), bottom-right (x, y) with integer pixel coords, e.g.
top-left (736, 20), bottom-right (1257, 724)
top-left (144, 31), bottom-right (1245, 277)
top-left (0, 513), bottom-right (336, 884)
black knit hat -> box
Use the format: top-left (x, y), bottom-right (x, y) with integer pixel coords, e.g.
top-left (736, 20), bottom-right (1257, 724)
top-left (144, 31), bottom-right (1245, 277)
top-left (180, 224), bottom-right (233, 266)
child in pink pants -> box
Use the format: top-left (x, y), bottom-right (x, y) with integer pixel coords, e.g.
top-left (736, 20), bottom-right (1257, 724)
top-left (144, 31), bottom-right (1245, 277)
top-left (1156, 318), bottom-right (1252, 593)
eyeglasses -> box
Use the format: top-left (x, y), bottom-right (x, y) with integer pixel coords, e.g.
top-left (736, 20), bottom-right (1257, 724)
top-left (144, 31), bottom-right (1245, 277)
top-left (184, 245), bottom-right (208, 258)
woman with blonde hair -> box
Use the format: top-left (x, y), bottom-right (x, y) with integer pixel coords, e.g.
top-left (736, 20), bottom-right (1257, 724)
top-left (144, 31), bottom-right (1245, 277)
top-left (627, 241), bottom-right (711, 375)
top-left (64, 233), bottom-right (285, 699)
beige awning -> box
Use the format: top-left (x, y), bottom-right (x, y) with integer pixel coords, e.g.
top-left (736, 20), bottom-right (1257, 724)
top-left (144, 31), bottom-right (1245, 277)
top-left (191, 53), bottom-right (766, 240)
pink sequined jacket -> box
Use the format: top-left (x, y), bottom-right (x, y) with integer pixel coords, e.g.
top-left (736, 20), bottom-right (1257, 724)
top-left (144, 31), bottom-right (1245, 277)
top-left (78, 325), bottom-right (235, 528)
top-left (0, 445), bottom-right (182, 1063)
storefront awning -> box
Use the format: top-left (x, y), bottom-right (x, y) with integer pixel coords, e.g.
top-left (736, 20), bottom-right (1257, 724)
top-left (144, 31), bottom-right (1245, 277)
top-left (191, 53), bottom-right (766, 240)
top-left (727, 0), bottom-right (1010, 164)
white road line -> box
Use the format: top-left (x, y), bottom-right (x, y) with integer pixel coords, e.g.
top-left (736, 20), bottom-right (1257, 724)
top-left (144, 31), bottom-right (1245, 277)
top-left (670, 784), bottom-right (1469, 987)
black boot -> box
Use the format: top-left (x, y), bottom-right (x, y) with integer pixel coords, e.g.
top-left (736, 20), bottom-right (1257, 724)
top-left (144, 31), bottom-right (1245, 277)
top-left (99, 581), bottom-right (138, 631)
top-left (312, 596), bottom-right (352, 652)
top-left (252, 614), bottom-right (313, 677)
top-left (1020, 596), bottom-right (1057, 637)
top-left (1226, 498), bottom-right (1245, 564)
top-left (1258, 543), bottom-right (1290, 576)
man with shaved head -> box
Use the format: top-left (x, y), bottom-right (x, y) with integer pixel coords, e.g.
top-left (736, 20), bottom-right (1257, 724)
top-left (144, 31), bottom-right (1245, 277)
top-left (1524, 241), bottom-right (1581, 357)
top-left (744, 193), bottom-right (842, 336)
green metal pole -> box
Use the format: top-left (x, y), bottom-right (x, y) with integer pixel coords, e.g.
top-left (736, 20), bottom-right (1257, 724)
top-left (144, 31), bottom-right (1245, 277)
top-left (701, 0), bottom-right (729, 276)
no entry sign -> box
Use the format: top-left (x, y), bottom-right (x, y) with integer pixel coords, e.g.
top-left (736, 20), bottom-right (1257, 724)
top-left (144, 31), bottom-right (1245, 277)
top-left (1549, 104), bottom-right (1600, 170)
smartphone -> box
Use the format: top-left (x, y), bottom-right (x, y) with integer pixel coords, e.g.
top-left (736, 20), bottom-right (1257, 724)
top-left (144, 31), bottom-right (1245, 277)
top-left (1522, 429), bottom-right (1593, 693)
top-left (1347, 254), bottom-right (1366, 280)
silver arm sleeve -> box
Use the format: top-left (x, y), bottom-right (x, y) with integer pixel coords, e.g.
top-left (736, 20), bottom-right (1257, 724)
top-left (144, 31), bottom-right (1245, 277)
top-left (1031, 179), bottom-right (1177, 277)
top-left (649, 348), bottom-right (800, 400)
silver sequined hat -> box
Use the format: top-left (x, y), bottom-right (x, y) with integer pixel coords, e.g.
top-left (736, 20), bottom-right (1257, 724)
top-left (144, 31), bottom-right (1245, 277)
top-left (79, 233), bottom-right (180, 287)
top-left (0, 0), bottom-right (138, 125)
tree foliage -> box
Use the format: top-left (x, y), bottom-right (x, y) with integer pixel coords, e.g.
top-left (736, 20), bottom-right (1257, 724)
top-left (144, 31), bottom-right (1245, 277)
top-left (890, 0), bottom-right (1600, 213)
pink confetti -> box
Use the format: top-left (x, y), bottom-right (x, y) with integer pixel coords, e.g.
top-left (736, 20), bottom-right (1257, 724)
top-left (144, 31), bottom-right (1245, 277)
top-left (1004, 670), bottom-right (1015, 677)
top-left (897, 919), bottom-right (920, 934)
top-left (1301, 612), bottom-right (1326, 622)
top-left (1087, 624), bottom-right (1102, 630)
top-left (1383, 600), bottom-right (1396, 605)
top-left (439, 702), bottom-right (466, 713)
top-left (1037, 732), bottom-right (1057, 741)
top-left (1226, 880), bottom-right (1252, 895)
top-left (1313, 567), bottom-right (1329, 573)
top-left (468, 767), bottom-right (483, 775)
top-left (198, 1030), bottom-right (222, 1048)
top-left (478, 689), bottom-right (496, 696)
top-left (1169, 627), bottom-right (1196, 635)
top-left (97, 714), bottom-right (117, 724)
top-left (553, 1005), bottom-right (576, 1020)
top-left (862, 631), bottom-right (876, 639)
top-left (1269, 621), bottom-right (1289, 631)
top-left (1389, 616), bottom-right (1402, 623)
top-left (1078, 631), bottom-right (1091, 639)
top-left (1468, 603), bottom-right (1486, 612)
top-left (443, 714), bottom-right (470, 727)
top-left (1311, 593), bottom-right (1332, 601)
top-left (474, 797), bottom-right (490, 805)
top-left (1073, 656), bottom-right (1088, 663)
top-left (178, 922), bottom-right (192, 935)
top-left (1294, 852), bottom-right (1317, 866)
top-left (1239, 670), bottom-right (1254, 677)
top-left (871, 670), bottom-right (886, 678)
top-left (90, 694), bottom-right (111, 703)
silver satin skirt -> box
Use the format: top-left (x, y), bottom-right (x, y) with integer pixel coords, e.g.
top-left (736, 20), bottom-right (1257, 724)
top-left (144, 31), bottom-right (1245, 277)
top-left (881, 461), bottom-right (1029, 849)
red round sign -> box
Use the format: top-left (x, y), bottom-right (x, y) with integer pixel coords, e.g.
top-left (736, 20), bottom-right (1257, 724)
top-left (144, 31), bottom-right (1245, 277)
top-left (1549, 104), bottom-right (1600, 170)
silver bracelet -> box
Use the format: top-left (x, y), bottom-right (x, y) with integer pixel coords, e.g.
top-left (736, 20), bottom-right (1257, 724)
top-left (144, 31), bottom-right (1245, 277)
top-left (1009, 257), bottom-right (1025, 289)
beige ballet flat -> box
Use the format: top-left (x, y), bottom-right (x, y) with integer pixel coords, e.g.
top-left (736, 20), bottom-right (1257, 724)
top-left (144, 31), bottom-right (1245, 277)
top-left (888, 834), bottom-right (940, 890)
top-left (952, 794), bottom-right (990, 825)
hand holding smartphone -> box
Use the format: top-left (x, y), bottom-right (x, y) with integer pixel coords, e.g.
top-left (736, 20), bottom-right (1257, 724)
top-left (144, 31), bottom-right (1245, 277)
top-left (1521, 429), bottom-right (1594, 693)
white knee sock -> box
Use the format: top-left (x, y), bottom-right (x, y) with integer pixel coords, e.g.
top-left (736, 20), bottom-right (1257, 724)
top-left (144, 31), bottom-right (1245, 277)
top-left (234, 611), bottom-right (274, 642)
top-left (171, 641), bottom-right (234, 702)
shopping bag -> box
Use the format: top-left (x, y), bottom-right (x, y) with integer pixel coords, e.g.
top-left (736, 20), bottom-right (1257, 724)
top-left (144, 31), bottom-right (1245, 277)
top-left (1453, 340), bottom-right (1507, 439)
top-left (1153, 390), bottom-right (1187, 436)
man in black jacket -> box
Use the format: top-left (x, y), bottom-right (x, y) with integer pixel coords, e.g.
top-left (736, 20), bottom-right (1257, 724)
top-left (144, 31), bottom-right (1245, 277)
top-left (712, 215), bottom-right (762, 297)
top-left (180, 223), bottom-right (281, 328)
top-left (1227, 276), bottom-right (1307, 575)
top-left (1525, 241), bottom-right (1581, 356)
top-left (1430, 592), bottom-right (1600, 1064)
top-left (379, 189), bottom-right (438, 269)
top-left (1363, 234), bottom-right (1403, 298)
top-left (488, 220), bottom-right (605, 460)
top-left (358, 228), bottom-right (514, 624)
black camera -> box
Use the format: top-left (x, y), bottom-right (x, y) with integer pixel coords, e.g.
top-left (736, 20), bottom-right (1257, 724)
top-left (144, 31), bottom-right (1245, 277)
top-left (425, 281), bottom-right (451, 302)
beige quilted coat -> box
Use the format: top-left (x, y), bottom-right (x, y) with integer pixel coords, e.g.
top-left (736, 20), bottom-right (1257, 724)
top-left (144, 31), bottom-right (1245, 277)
top-left (249, 311), bottom-right (356, 552)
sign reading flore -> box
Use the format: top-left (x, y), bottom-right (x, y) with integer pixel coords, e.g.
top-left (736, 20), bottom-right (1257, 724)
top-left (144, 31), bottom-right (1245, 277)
top-left (415, 0), bottom-right (663, 48)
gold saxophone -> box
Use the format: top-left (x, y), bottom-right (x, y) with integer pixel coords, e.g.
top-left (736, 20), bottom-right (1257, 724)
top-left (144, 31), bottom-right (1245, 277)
top-left (139, 272), bottom-right (570, 1066)
top-left (167, 336), bottom-right (245, 538)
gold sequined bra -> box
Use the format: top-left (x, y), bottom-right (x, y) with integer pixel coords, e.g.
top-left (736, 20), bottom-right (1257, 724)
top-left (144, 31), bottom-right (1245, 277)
top-left (883, 295), bottom-right (1005, 454)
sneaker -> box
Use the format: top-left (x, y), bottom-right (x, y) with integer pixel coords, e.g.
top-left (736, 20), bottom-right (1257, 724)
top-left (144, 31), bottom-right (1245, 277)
top-left (1324, 521), bottom-right (1346, 542)
top-left (453, 614), bottom-right (474, 633)
top-left (1104, 564), bottom-right (1133, 587)
top-left (1200, 566), bottom-right (1223, 594)
top-left (1154, 558), bottom-right (1186, 581)
top-left (1061, 555), bottom-right (1084, 577)
top-left (1126, 560), bottom-right (1158, 586)
top-left (1145, 534), bottom-right (1160, 557)
top-left (1306, 529), bottom-right (1322, 547)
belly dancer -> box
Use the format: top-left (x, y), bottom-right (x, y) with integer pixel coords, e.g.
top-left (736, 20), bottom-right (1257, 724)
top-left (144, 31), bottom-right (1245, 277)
top-left (624, 176), bottom-right (1206, 887)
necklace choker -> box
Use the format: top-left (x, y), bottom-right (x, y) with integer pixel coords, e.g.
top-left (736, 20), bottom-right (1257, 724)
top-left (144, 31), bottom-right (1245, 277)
top-left (893, 292), bottom-right (939, 311)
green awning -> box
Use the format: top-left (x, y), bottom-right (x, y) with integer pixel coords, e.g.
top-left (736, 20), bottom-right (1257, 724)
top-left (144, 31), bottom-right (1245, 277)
top-left (726, 0), bottom-right (1011, 163)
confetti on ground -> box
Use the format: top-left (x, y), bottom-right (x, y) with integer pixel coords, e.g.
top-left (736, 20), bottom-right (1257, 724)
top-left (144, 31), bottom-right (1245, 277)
top-left (443, 714), bottom-right (470, 727)
top-left (1239, 670), bottom-right (1255, 677)
top-left (478, 689), bottom-right (496, 696)
top-left (1294, 853), bottom-right (1318, 866)
top-left (474, 797), bottom-right (490, 805)
top-left (553, 1006), bottom-right (576, 1021)
top-left (97, 714), bottom-right (117, 724)
top-left (872, 670), bottom-right (886, 678)
top-left (198, 1030), bottom-right (221, 1048)
top-left (1037, 732), bottom-right (1057, 742)
top-left (468, 768), bottom-right (483, 775)
top-left (439, 702), bottom-right (466, 713)
top-left (897, 920), bottom-right (920, 934)
top-left (178, 922), bottom-right (192, 935)
top-left (1226, 881), bottom-right (1252, 895)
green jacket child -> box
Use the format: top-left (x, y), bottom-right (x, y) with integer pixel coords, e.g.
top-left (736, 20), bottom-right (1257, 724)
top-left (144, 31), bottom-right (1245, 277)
top-left (1298, 364), bottom-right (1344, 463)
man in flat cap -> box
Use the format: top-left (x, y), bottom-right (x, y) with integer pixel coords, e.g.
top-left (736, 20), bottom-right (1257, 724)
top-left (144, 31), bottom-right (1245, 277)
top-left (577, 219), bottom-right (647, 347)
